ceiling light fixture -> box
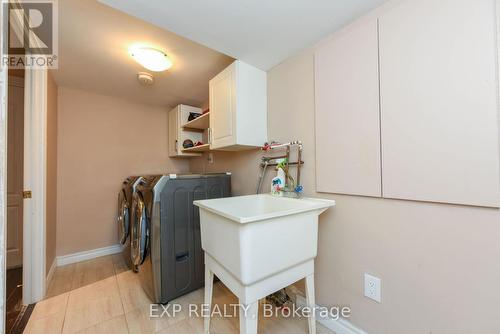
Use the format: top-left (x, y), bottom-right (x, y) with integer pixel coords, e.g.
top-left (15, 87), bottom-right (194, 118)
top-left (129, 46), bottom-right (172, 72)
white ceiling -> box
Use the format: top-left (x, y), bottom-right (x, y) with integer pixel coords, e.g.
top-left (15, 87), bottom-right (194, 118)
top-left (99, 0), bottom-right (388, 70)
top-left (52, 0), bottom-right (234, 108)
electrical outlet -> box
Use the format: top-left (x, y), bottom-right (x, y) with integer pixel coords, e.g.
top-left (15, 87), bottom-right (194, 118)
top-left (364, 273), bottom-right (381, 303)
top-left (207, 153), bottom-right (214, 164)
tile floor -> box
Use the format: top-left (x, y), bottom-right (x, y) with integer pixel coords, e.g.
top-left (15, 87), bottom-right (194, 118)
top-left (23, 254), bottom-right (334, 334)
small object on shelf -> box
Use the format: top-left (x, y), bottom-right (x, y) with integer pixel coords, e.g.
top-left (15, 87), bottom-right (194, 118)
top-left (182, 139), bottom-right (194, 149)
top-left (188, 112), bottom-right (202, 121)
top-left (194, 141), bottom-right (204, 147)
top-left (202, 108), bottom-right (209, 114)
top-left (182, 143), bottom-right (210, 152)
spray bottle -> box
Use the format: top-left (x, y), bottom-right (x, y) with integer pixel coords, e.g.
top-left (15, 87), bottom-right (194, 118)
top-left (271, 159), bottom-right (286, 196)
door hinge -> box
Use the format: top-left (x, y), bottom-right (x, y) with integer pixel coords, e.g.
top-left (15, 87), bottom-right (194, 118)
top-left (22, 190), bottom-right (32, 199)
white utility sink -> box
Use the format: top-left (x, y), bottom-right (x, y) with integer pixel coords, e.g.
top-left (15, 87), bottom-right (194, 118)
top-left (194, 194), bottom-right (335, 334)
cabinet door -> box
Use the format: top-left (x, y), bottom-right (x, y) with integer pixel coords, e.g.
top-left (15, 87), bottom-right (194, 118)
top-left (209, 62), bottom-right (236, 149)
top-left (379, 0), bottom-right (500, 207)
top-left (168, 107), bottom-right (178, 157)
top-left (315, 18), bottom-right (382, 197)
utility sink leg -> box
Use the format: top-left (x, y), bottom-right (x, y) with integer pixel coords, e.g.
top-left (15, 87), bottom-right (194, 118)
top-left (204, 267), bottom-right (214, 334)
top-left (305, 274), bottom-right (316, 334)
top-left (239, 300), bottom-right (258, 334)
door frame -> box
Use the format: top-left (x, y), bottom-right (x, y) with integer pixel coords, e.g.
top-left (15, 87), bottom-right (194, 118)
top-left (0, 65), bottom-right (46, 328)
top-left (0, 0), bottom-right (9, 330)
top-left (0, 0), bottom-right (48, 310)
top-left (22, 68), bottom-right (48, 304)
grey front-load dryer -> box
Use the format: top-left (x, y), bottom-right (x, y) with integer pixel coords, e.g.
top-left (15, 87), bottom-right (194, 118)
top-left (132, 173), bottom-right (231, 304)
top-left (117, 176), bottom-right (149, 272)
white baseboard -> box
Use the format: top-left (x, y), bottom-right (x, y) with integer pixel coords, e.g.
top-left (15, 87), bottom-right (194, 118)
top-left (46, 258), bottom-right (57, 289)
top-left (296, 295), bottom-right (368, 334)
top-left (56, 244), bottom-right (123, 267)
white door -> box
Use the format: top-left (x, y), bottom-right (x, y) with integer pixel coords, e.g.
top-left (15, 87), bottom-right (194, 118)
top-left (209, 63), bottom-right (236, 149)
top-left (7, 76), bottom-right (24, 268)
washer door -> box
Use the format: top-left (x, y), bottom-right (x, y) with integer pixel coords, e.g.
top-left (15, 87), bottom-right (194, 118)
top-left (131, 192), bottom-right (149, 266)
top-left (117, 190), bottom-right (129, 245)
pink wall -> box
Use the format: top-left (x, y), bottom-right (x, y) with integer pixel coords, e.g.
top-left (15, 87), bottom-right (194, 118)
top-left (56, 87), bottom-right (189, 256)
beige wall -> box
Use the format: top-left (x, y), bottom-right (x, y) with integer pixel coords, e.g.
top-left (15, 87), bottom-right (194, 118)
top-left (57, 87), bottom-right (189, 256)
top-left (46, 71), bottom-right (58, 272)
top-left (190, 48), bottom-right (500, 333)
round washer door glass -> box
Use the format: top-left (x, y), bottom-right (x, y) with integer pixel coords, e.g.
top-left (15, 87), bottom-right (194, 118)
top-left (131, 192), bottom-right (148, 266)
top-left (117, 190), bottom-right (129, 245)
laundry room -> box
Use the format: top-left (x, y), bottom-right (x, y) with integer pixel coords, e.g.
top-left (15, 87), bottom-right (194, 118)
top-left (2, 0), bottom-right (500, 334)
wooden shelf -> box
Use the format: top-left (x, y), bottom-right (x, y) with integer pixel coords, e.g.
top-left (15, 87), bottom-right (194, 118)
top-left (182, 144), bottom-right (210, 152)
top-left (183, 112), bottom-right (209, 131)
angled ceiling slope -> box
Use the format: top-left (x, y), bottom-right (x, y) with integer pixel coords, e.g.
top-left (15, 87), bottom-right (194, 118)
top-left (99, 0), bottom-right (388, 71)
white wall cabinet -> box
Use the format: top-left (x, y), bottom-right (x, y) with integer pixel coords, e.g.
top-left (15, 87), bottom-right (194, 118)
top-left (169, 60), bottom-right (266, 157)
top-left (209, 60), bottom-right (267, 150)
top-left (315, 18), bottom-right (382, 197)
top-left (314, 0), bottom-right (500, 207)
top-left (168, 104), bottom-right (203, 157)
